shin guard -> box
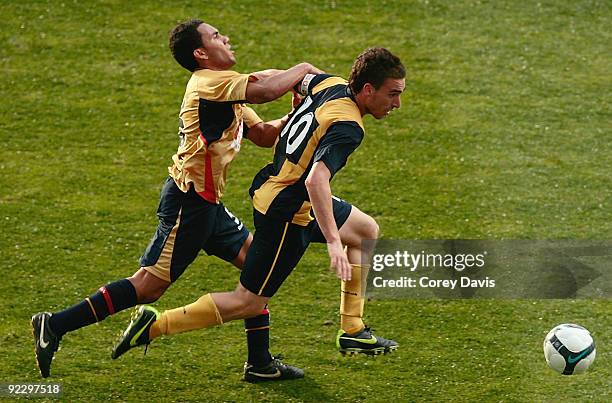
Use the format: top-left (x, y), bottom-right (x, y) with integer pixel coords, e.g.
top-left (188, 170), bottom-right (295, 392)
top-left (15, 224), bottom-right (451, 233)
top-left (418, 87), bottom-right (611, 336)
top-left (340, 264), bottom-right (368, 334)
top-left (154, 294), bottom-right (222, 336)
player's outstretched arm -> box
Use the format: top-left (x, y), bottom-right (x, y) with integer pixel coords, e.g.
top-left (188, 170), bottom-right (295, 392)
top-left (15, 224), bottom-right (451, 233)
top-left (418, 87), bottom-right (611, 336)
top-left (249, 69), bottom-right (284, 81)
top-left (245, 63), bottom-right (323, 104)
top-left (305, 162), bottom-right (352, 281)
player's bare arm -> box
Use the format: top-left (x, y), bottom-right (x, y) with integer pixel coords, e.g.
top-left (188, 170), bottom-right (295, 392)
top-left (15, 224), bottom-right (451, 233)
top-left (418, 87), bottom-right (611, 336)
top-left (246, 63), bottom-right (324, 104)
top-left (305, 161), bottom-right (352, 281)
top-left (247, 93), bottom-right (303, 147)
top-left (246, 117), bottom-right (288, 147)
top-left (249, 69), bottom-right (284, 80)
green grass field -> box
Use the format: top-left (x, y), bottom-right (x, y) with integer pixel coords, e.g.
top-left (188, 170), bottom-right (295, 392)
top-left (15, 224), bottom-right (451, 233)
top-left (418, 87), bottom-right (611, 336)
top-left (1, 0), bottom-right (610, 401)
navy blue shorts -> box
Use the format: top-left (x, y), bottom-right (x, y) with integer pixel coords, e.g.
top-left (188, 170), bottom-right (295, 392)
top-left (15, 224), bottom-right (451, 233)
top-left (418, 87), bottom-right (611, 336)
top-left (140, 177), bottom-right (249, 283)
top-left (240, 197), bottom-right (352, 297)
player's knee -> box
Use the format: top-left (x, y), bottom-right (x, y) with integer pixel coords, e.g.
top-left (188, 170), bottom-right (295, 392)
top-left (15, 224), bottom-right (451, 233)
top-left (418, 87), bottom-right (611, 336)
top-left (230, 299), bottom-right (255, 318)
top-left (241, 301), bottom-right (266, 318)
top-left (233, 285), bottom-right (267, 317)
top-left (129, 270), bottom-right (170, 303)
top-left (137, 285), bottom-right (168, 303)
top-left (360, 215), bottom-right (379, 240)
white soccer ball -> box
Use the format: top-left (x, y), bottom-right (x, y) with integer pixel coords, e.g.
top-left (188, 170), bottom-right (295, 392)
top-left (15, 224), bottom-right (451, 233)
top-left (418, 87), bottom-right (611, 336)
top-left (543, 323), bottom-right (596, 375)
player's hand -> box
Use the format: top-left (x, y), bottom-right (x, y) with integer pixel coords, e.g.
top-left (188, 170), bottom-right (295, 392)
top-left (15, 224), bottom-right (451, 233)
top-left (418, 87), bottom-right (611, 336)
top-left (291, 91), bottom-right (303, 109)
top-left (302, 62), bottom-right (325, 75)
top-left (327, 240), bottom-right (351, 281)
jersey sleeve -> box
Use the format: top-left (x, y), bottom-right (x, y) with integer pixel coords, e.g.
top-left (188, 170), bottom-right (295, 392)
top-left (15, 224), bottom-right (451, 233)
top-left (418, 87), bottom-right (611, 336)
top-left (241, 106), bottom-right (263, 138)
top-left (195, 70), bottom-right (250, 103)
top-left (313, 121), bottom-right (364, 177)
top-left (242, 106), bottom-right (263, 127)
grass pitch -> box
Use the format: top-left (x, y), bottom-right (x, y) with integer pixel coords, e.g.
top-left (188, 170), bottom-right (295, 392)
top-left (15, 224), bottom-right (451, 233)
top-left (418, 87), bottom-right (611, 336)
top-left (1, 1), bottom-right (610, 401)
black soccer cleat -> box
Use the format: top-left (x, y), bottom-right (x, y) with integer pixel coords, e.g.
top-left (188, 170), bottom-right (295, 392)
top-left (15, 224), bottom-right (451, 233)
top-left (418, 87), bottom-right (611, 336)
top-left (243, 355), bottom-right (305, 383)
top-left (336, 327), bottom-right (398, 356)
top-left (111, 305), bottom-right (159, 359)
top-left (31, 312), bottom-right (61, 378)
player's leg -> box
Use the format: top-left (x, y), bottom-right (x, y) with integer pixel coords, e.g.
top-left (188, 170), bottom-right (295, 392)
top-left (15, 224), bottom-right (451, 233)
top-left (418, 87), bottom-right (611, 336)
top-left (31, 268), bottom-right (172, 377)
top-left (237, 211), bottom-right (309, 381)
top-left (309, 197), bottom-right (365, 331)
top-left (336, 204), bottom-right (378, 334)
top-left (112, 211), bottom-right (308, 381)
top-left (41, 268), bottom-right (170, 337)
top-left (113, 209), bottom-right (304, 343)
top-left (31, 274), bottom-right (142, 378)
top-left (32, 177), bottom-right (207, 377)
top-left (310, 197), bottom-right (398, 355)
top-left (336, 203), bottom-right (398, 355)
top-left (111, 281), bottom-right (270, 357)
top-left (200, 205), bottom-right (274, 371)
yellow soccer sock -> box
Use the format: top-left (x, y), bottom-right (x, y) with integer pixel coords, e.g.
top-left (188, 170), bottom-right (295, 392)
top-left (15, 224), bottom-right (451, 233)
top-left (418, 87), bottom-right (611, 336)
top-left (340, 264), bottom-right (367, 334)
top-left (149, 294), bottom-right (223, 339)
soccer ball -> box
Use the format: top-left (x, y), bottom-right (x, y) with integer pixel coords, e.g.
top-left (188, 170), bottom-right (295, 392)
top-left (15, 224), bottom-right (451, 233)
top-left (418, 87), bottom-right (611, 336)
top-left (543, 323), bottom-right (596, 375)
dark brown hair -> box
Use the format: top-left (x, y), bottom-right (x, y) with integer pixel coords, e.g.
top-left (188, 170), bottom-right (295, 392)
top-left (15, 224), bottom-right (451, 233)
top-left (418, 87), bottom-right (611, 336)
top-left (169, 19), bottom-right (204, 72)
top-left (349, 47), bottom-right (406, 93)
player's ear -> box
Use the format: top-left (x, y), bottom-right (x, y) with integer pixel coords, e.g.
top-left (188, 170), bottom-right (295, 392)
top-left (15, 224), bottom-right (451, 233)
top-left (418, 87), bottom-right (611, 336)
top-left (362, 83), bottom-right (375, 96)
top-left (193, 47), bottom-right (208, 61)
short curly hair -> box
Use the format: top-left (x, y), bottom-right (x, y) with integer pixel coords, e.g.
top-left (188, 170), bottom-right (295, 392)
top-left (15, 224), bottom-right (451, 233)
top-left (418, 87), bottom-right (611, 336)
top-left (169, 19), bottom-right (204, 72)
top-left (349, 48), bottom-right (406, 94)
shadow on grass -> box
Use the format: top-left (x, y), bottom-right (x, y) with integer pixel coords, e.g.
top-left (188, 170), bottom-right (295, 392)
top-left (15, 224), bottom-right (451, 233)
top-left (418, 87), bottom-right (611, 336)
top-left (251, 376), bottom-right (334, 401)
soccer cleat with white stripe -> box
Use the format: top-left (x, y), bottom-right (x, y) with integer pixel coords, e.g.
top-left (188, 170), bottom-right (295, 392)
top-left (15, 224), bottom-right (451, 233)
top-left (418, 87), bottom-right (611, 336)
top-left (243, 355), bottom-right (304, 383)
top-left (31, 312), bottom-right (61, 378)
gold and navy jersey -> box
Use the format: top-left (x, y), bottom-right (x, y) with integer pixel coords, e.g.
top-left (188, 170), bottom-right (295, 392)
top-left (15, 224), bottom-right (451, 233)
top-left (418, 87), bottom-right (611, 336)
top-left (168, 69), bottom-right (262, 204)
top-left (250, 74), bottom-right (364, 226)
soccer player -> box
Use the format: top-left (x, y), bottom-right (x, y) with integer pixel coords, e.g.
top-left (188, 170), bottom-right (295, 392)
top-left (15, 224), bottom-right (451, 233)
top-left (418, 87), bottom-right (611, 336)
top-left (112, 48), bottom-right (406, 374)
top-left (31, 19), bottom-right (322, 381)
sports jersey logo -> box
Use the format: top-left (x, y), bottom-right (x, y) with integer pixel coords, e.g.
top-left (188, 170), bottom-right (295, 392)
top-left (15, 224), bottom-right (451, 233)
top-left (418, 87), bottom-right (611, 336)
top-left (231, 118), bottom-right (243, 152)
top-left (177, 98), bottom-right (187, 148)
